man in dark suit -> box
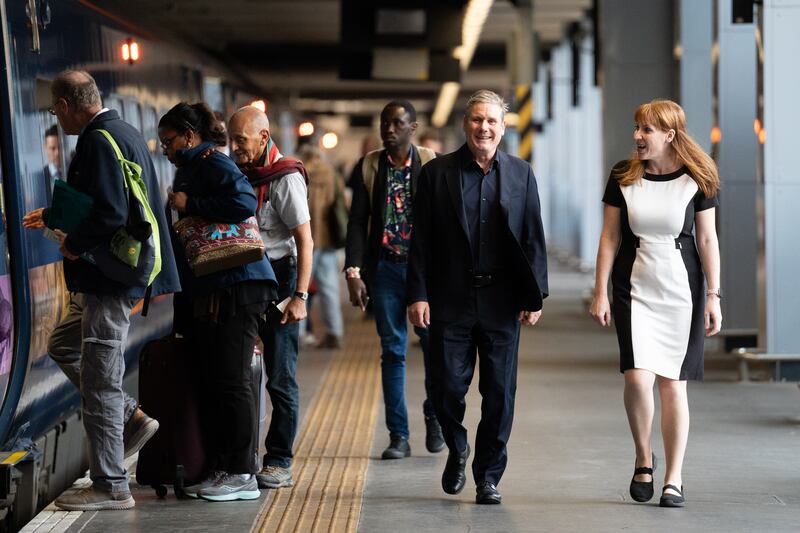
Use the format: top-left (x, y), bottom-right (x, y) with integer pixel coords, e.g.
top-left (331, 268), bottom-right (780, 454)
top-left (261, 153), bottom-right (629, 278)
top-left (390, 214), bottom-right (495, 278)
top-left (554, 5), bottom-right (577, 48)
top-left (23, 70), bottom-right (181, 511)
top-left (345, 100), bottom-right (443, 460)
top-left (407, 90), bottom-right (548, 505)
top-left (42, 124), bottom-right (63, 205)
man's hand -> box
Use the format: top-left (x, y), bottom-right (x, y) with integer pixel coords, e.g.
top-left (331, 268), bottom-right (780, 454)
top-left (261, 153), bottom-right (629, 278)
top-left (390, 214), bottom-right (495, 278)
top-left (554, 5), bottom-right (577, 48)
top-left (408, 301), bottom-right (430, 328)
top-left (347, 278), bottom-right (369, 310)
top-left (281, 296), bottom-right (307, 324)
top-left (22, 208), bottom-right (46, 229)
top-left (168, 191), bottom-right (188, 212)
top-left (518, 309), bottom-right (542, 326)
top-left (54, 229), bottom-right (79, 260)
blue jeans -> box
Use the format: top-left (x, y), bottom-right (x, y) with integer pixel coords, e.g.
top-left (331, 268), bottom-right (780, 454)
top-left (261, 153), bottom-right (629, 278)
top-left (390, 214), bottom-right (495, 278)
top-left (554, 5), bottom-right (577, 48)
top-left (312, 249), bottom-right (343, 337)
top-left (260, 256), bottom-right (300, 468)
top-left (371, 260), bottom-right (435, 440)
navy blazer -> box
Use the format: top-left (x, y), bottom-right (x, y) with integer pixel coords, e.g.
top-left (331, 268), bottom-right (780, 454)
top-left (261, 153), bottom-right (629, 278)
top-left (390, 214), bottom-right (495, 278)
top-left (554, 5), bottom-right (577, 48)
top-left (407, 144), bottom-right (548, 321)
top-left (56, 110), bottom-right (181, 298)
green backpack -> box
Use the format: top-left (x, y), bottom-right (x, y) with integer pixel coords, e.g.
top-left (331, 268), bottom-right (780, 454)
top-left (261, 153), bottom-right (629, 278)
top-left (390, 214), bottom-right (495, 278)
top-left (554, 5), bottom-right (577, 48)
top-left (89, 129), bottom-right (161, 296)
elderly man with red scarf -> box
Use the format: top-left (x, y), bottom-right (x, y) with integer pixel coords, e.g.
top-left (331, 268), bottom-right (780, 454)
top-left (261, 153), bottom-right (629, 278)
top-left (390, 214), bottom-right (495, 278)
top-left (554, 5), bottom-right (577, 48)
top-left (228, 106), bottom-right (313, 490)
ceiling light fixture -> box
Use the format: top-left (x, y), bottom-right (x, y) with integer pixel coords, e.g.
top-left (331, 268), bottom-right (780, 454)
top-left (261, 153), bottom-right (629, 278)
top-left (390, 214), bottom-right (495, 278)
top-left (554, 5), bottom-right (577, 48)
top-left (431, 0), bottom-right (494, 128)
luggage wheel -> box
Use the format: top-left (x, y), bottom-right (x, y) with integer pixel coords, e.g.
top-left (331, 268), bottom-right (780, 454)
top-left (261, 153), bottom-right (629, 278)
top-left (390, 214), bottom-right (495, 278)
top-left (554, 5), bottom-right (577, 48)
top-left (174, 464), bottom-right (186, 499)
top-left (153, 484), bottom-right (168, 499)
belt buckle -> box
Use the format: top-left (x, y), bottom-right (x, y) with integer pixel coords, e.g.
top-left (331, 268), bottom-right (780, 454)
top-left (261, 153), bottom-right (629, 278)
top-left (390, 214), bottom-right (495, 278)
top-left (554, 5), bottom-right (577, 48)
top-left (473, 274), bottom-right (492, 288)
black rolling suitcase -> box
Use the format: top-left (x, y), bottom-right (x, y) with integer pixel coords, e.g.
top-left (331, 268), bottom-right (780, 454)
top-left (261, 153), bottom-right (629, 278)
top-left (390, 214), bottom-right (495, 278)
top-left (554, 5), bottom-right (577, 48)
top-left (136, 334), bottom-right (207, 498)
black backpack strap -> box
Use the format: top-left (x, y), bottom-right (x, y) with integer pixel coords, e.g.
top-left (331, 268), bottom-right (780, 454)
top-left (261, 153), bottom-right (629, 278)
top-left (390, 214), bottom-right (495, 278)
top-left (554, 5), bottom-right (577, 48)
top-left (141, 285), bottom-right (152, 317)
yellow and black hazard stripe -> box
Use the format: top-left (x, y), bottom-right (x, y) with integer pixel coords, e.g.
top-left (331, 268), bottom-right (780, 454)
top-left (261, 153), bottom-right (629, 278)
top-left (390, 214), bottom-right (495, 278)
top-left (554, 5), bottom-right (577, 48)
top-left (515, 84), bottom-right (533, 162)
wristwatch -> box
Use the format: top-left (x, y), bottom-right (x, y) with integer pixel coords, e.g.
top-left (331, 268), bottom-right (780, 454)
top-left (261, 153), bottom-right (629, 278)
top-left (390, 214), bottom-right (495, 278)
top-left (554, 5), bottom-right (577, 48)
top-left (293, 291), bottom-right (309, 301)
top-left (706, 288), bottom-right (722, 299)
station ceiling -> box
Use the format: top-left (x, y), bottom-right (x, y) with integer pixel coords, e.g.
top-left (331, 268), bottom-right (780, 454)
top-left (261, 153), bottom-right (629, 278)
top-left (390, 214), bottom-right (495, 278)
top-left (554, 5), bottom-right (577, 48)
top-left (90, 0), bottom-right (592, 118)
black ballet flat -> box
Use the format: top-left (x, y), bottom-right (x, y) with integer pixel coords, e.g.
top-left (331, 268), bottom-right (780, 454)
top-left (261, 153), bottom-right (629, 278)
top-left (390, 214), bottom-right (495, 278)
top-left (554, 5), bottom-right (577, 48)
top-left (629, 453), bottom-right (657, 502)
top-left (659, 484), bottom-right (685, 508)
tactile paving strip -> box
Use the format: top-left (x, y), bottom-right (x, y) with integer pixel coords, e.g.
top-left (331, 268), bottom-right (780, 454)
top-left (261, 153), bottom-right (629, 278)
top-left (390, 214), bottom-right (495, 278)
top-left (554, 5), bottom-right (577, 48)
top-left (252, 317), bottom-right (381, 533)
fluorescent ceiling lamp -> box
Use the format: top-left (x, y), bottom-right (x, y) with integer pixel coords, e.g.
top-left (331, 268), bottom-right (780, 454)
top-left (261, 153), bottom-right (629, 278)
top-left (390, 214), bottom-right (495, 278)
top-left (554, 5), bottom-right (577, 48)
top-left (432, 82), bottom-right (461, 128)
top-left (432, 0), bottom-right (494, 128)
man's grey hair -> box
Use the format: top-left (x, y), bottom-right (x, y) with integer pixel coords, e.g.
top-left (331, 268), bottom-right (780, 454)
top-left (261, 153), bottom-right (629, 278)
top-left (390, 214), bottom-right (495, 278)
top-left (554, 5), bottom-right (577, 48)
top-left (52, 70), bottom-right (102, 110)
top-left (465, 89), bottom-right (509, 118)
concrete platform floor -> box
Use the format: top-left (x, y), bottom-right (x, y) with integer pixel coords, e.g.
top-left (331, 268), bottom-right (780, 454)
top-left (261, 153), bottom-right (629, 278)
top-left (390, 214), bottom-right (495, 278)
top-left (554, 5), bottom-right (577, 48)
top-left (359, 267), bottom-right (800, 532)
top-left (24, 263), bottom-right (800, 532)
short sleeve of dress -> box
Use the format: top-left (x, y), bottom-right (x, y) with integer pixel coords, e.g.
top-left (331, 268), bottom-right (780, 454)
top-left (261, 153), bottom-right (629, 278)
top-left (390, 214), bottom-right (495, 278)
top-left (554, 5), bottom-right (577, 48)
top-left (694, 189), bottom-right (719, 212)
top-left (602, 174), bottom-right (624, 207)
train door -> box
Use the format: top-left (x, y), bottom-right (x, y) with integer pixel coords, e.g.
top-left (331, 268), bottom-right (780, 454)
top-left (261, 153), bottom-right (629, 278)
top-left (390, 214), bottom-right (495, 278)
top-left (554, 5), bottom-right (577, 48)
top-left (0, 143), bottom-right (14, 403)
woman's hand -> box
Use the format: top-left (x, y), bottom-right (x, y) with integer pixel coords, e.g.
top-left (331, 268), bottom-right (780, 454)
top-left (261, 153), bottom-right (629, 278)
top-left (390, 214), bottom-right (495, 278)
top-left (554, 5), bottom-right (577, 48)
top-left (590, 292), bottom-right (612, 326)
top-left (168, 191), bottom-right (188, 212)
top-left (704, 295), bottom-right (722, 336)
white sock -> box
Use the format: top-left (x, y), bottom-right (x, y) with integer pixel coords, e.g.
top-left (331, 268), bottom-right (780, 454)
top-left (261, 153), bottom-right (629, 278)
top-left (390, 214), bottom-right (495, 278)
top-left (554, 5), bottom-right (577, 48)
top-left (240, 474), bottom-right (252, 481)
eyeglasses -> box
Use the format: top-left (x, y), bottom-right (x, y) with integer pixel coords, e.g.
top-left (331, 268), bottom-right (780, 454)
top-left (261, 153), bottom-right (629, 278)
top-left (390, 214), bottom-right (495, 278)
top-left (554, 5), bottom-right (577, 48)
top-left (160, 134), bottom-right (179, 150)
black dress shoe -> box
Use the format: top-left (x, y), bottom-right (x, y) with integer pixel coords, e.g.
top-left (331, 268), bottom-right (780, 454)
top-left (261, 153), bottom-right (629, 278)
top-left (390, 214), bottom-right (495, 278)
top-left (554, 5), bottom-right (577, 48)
top-left (476, 481), bottom-right (502, 505)
top-left (424, 416), bottom-right (446, 453)
top-left (381, 436), bottom-right (411, 459)
top-left (441, 444), bottom-right (470, 495)
top-left (629, 453), bottom-right (657, 502)
top-left (659, 484), bottom-right (685, 508)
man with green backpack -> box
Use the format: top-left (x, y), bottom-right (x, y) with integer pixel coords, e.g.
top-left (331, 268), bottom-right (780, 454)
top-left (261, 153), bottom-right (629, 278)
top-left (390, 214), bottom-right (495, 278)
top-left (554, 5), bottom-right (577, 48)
top-left (22, 70), bottom-right (180, 511)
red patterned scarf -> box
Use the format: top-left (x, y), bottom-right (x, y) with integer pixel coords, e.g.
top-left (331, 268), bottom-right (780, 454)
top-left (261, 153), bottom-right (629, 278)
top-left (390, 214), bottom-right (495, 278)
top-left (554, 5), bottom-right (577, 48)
top-left (241, 139), bottom-right (308, 210)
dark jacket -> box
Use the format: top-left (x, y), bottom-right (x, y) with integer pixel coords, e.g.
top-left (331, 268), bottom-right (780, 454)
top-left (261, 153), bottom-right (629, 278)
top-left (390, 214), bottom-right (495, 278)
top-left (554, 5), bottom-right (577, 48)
top-left (170, 143), bottom-right (277, 295)
top-left (407, 144), bottom-right (548, 321)
top-left (344, 144), bottom-right (426, 289)
top-left (57, 110), bottom-right (181, 298)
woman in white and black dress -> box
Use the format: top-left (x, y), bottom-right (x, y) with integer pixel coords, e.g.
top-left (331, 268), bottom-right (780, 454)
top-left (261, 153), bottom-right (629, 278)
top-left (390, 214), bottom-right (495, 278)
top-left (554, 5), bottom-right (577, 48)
top-left (590, 99), bottom-right (722, 508)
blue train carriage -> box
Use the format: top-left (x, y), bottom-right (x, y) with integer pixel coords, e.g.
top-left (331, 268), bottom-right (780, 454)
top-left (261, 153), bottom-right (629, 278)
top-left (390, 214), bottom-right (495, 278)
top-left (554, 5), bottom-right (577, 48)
top-left (0, 1), bottom-right (241, 529)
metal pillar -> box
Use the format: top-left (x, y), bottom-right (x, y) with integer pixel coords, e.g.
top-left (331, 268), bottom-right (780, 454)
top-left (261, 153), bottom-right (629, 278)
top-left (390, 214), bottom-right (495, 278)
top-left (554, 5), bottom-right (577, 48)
top-left (716, 0), bottom-right (759, 338)
top-left (760, 0), bottom-right (800, 369)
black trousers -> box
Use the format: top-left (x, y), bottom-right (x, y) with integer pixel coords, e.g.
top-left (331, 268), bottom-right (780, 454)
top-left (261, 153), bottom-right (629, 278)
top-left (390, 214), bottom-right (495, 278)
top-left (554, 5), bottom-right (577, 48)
top-left (191, 281), bottom-right (271, 475)
top-left (429, 284), bottom-right (521, 486)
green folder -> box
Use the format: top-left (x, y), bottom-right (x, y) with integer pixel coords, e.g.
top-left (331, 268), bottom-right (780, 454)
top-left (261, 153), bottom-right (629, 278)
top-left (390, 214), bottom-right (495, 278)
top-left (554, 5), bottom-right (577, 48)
top-left (45, 179), bottom-right (93, 239)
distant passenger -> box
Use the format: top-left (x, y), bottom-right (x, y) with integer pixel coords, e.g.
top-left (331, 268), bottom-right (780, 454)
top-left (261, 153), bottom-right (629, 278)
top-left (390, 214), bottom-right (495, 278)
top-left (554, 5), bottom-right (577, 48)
top-left (213, 110), bottom-right (230, 156)
top-left (42, 124), bottom-right (63, 204)
top-left (159, 102), bottom-right (277, 501)
top-left (299, 143), bottom-right (344, 349)
top-left (589, 99), bottom-right (721, 508)
top-left (228, 105), bottom-right (312, 490)
top-left (345, 100), bottom-right (444, 460)
top-left (407, 90), bottom-right (548, 505)
top-left (22, 69), bottom-right (181, 511)
top-left (418, 130), bottom-right (444, 154)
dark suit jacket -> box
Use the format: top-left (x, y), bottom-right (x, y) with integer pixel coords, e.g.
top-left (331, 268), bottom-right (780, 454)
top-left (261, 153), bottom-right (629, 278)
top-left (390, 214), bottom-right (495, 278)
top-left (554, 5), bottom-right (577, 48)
top-left (345, 145), bottom-right (427, 289)
top-left (47, 110), bottom-right (181, 298)
top-left (407, 144), bottom-right (548, 322)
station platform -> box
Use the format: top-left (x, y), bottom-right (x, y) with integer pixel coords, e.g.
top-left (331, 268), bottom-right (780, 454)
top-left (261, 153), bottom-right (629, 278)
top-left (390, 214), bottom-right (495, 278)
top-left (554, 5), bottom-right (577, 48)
top-left (21, 264), bottom-right (800, 532)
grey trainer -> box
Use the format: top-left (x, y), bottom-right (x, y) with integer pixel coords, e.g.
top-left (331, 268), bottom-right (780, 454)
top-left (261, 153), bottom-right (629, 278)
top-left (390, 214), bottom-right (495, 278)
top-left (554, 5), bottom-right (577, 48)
top-left (123, 408), bottom-right (159, 459)
top-left (55, 486), bottom-right (135, 511)
top-left (184, 470), bottom-right (226, 499)
top-left (199, 474), bottom-right (260, 502)
top-left (256, 465), bottom-right (294, 489)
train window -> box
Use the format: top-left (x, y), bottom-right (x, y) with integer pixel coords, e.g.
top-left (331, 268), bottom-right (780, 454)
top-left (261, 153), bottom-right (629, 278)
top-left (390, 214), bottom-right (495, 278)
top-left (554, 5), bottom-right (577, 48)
top-left (105, 95), bottom-right (123, 119)
top-left (124, 100), bottom-right (142, 133)
top-left (142, 106), bottom-right (158, 154)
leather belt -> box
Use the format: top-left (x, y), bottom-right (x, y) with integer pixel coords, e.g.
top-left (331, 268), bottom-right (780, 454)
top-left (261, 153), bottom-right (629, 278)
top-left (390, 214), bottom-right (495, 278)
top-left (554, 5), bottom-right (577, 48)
top-left (472, 274), bottom-right (495, 288)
